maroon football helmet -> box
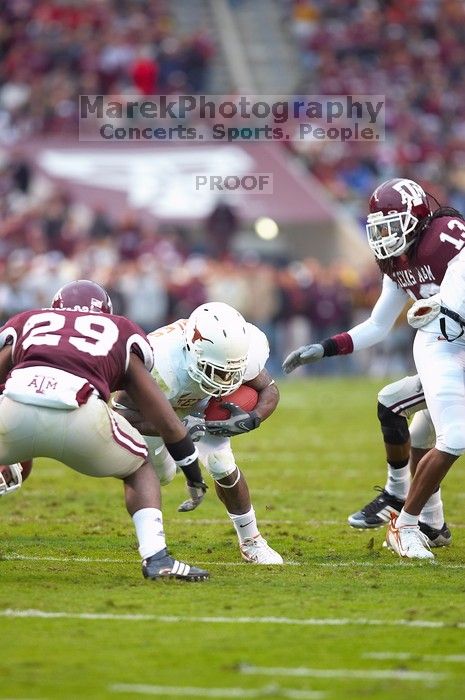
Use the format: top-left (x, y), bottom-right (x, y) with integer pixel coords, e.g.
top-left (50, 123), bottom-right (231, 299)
top-left (51, 280), bottom-right (113, 314)
top-left (366, 178), bottom-right (432, 259)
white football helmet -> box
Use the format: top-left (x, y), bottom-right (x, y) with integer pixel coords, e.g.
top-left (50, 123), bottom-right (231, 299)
top-left (184, 302), bottom-right (250, 397)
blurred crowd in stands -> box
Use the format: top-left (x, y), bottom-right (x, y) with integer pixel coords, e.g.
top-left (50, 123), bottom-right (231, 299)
top-left (2, 0), bottom-right (464, 202)
top-left (1, 0), bottom-right (438, 376)
top-left (4, 0), bottom-right (464, 222)
top-left (0, 149), bottom-right (413, 377)
top-left (0, 0), bottom-right (214, 141)
top-left (286, 0), bottom-right (465, 222)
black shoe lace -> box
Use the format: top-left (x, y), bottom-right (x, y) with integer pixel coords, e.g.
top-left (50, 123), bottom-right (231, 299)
top-left (418, 521), bottom-right (438, 538)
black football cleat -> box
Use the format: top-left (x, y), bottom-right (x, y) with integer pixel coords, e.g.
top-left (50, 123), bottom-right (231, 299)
top-left (348, 487), bottom-right (404, 529)
top-left (142, 548), bottom-right (209, 581)
top-left (419, 521), bottom-right (452, 548)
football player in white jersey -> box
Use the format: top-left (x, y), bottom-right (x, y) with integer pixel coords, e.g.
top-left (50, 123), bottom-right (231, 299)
top-left (386, 247), bottom-right (465, 558)
top-left (114, 302), bottom-right (283, 565)
top-left (284, 178), bottom-right (465, 546)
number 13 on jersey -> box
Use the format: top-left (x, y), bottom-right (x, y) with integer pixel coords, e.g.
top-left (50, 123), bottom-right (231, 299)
top-left (439, 219), bottom-right (465, 251)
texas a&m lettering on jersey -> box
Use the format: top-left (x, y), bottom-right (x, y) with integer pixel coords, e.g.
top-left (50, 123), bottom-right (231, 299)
top-left (27, 373), bottom-right (58, 394)
top-left (391, 263), bottom-right (436, 293)
top-left (389, 217), bottom-right (465, 300)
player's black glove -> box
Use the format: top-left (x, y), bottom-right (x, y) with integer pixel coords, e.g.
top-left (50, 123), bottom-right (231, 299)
top-left (181, 412), bottom-right (206, 442)
top-left (177, 480), bottom-right (209, 512)
top-left (205, 402), bottom-right (261, 437)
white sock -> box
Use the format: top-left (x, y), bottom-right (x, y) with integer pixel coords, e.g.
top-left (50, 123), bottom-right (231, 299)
top-left (396, 508), bottom-right (419, 529)
top-left (385, 465), bottom-right (410, 500)
top-left (228, 506), bottom-right (259, 543)
top-left (419, 489), bottom-right (444, 530)
top-left (132, 507), bottom-right (166, 559)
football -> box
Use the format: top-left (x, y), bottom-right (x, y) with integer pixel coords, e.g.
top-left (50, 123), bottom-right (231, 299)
top-left (204, 385), bottom-right (258, 421)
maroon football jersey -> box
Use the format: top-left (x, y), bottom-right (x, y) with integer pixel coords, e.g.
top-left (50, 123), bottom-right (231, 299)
top-left (0, 309), bottom-right (153, 401)
top-left (389, 216), bottom-right (465, 300)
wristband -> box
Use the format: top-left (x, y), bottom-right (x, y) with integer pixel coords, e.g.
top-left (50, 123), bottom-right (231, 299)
top-left (165, 435), bottom-right (197, 463)
top-left (322, 332), bottom-right (353, 357)
top-left (174, 446), bottom-right (199, 467)
top-left (166, 435), bottom-right (202, 483)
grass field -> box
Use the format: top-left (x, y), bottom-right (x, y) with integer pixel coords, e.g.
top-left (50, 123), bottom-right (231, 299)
top-left (1, 377), bottom-right (465, 700)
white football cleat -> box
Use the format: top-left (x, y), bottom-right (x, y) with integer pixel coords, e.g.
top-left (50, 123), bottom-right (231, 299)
top-left (240, 535), bottom-right (283, 564)
top-left (385, 515), bottom-right (434, 560)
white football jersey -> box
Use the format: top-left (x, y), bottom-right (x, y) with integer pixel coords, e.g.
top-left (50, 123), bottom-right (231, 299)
top-left (418, 247), bottom-right (465, 338)
top-left (439, 247), bottom-right (465, 327)
top-left (148, 319), bottom-right (269, 416)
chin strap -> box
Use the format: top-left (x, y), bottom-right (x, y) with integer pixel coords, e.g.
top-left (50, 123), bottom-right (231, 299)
top-left (440, 306), bottom-right (465, 342)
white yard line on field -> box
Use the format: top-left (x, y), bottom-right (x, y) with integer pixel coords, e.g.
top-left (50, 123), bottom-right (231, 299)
top-left (110, 683), bottom-right (324, 699)
top-left (363, 652), bottom-right (465, 663)
top-left (239, 664), bottom-right (446, 683)
top-left (3, 554), bottom-right (136, 563)
top-left (317, 560), bottom-right (465, 569)
top-left (1, 609), bottom-right (464, 630)
top-left (1, 554), bottom-right (300, 566)
top-left (4, 553), bottom-right (465, 570)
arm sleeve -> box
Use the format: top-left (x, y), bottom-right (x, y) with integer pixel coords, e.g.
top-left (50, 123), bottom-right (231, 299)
top-left (348, 275), bottom-right (408, 352)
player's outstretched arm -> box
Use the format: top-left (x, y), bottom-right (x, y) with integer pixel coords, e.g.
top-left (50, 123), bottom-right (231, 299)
top-left (283, 276), bottom-right (408, 374)
top-left (114, 389), bottom-right (206, 443)
top-left (112, 389), bottom-right (160, 436)
top-left (124, 354), bottom-right (205, 487)
top-left (124, 359), bottom-right (184, 443)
